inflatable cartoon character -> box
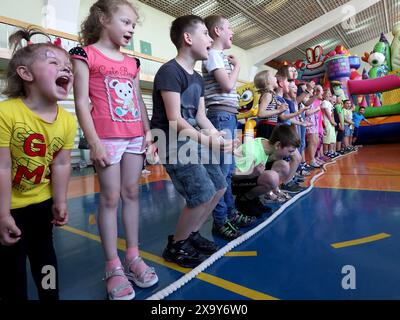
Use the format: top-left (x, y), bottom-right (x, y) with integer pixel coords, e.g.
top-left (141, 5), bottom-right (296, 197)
top-left (301, 45), bottom-right (326, 83)
top-left (368, 33), bottom-right (390, 78)
top-left (237, 82), bottom-right (260, 120)
top-left (391, 22), bottom-right (400, 71)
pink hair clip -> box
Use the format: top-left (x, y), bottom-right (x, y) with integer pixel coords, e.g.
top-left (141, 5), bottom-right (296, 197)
top-left (52, 37), bottom-right (62, 47)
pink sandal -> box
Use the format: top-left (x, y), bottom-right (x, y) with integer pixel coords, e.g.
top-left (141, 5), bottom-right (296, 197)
top-left (103, 266), bottom-right (135, 300)
top-left (125, 256), bottom-right (159, 288)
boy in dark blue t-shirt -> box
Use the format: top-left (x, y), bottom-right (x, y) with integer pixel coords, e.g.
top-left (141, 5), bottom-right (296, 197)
top-left (151, 15), bottom-right (234, 268)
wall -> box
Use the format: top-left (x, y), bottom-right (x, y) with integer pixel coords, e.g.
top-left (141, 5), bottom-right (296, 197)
top-left (1, 0), bottom-right (44, 26)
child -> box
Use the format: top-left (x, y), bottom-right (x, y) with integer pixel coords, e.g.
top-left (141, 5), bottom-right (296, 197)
top-left (254, 70), bottom-right (288, 139)
top-left (352, 106), bottom-right (371, 145)
top-left (70, 0), bottom-right (158, 300)
top-left (150, 15), bottom-right (234, 267)
top-left (305, 85), bottom-right (323, 168)
top-left (0, 28), bottom-right (77, 300)
top-left (233, 124), bottom-right (300, 209)
top-left (202, 15), bottom-right (255, 240)
top-left (321, 89), bottom-right (337, 157)
top-left (342, 99), bottom-right (355, 151)
top-left (333, 96), bottom-right (345, 153)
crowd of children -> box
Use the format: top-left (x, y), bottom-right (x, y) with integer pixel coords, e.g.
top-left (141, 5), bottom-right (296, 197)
top-left (0, 1), bottom-right (373, 301)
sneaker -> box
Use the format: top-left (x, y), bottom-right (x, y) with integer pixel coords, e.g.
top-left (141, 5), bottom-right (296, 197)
top-left (162, 235), bottom-right (208, 268)
top-left (212, 221), bottom-right (243, 240)
top-left (259, 192), bottom-right (287, 204)
top-left (229, 210), bottom-right (257, 228)
top-left (189, 231), bottom-right (219, 255)
top-left (281, 181), bottom-right (306, 193)
top-left (293, 174), bottom-right (305, 183)
top-left (235, 196), bottom-right (271, 217)
top-left (310, 161), bottom-right (322, 168)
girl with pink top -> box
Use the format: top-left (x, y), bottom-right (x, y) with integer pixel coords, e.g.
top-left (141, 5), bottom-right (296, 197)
top-left (304, 85), bottom-right (323, 168)
top-left (70, 0), bottom-right (158, 300)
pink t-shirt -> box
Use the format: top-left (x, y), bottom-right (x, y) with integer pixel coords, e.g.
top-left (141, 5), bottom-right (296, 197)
top-left (70, 45), bottom-right (143, 138)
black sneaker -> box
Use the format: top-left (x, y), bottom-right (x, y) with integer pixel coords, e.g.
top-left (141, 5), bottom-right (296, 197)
top-left (189, 231), bottom-right (219, 255)
top-left (229, 210), bottom-right (257, 228)
top-left (212, 221), bottom-right (242, 240)
top-left (252, 197), bottom-right (273, 213)
top-left (236, 195), bottom-right (273, 217)
top-left (162, 235), bottom-right (208, 268)
top-left (280, 181), bottom-right (306, 193)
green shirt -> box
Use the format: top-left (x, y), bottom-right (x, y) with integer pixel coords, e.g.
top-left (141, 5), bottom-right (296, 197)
top-left (235, 138), bottom-right (269, 172)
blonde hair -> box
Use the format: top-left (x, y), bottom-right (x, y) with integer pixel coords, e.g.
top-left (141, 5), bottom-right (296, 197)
top-left (79, 0), bottom-right (138, 46)
top-left (3, 28), bottom-right (69, 98)
top-left (204, 15), bottom-right (225, 38)
top-left (254, 70), bottom-right (275, 95)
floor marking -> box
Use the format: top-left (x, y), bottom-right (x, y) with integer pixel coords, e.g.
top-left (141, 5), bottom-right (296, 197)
top-left (224, 251), bottom-right (257, 257)
top-left (60, 225), bottom-right (277, 300)
top-left (331, 233), bottom-right (391, 249)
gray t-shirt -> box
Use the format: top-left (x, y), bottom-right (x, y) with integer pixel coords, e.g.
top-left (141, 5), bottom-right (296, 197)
top-left (151, 59), bottom-right (206, 163)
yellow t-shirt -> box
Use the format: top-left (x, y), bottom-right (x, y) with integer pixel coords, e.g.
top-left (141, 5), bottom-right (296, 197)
top-left (0, 98), bottom-right (77, 209)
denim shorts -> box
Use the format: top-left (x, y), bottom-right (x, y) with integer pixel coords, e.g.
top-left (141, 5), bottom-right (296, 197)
top-left (164, 162), bottom-right (227, 208)
top-left (344, 125), bottom-right (353, 137)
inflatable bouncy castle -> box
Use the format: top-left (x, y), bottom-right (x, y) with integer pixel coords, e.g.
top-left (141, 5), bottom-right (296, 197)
top-left (346, 28), bottom-right (400, 144)
top-left (292, 30), bottom-right (400, 144)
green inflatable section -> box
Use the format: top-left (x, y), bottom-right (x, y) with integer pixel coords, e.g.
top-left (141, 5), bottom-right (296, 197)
top-left (357, 103), bottom-right (400, 118)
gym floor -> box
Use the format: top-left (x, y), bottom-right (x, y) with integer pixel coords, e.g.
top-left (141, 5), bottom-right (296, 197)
top-left (28, 144), bottom-right (400, 300)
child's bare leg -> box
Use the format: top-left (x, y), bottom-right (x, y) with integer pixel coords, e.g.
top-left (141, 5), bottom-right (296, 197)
top-left (96, 163), bottom-right (121, 260)
top-left (97, 162), bottom-right (134, 298)
top-left (284, 149), bottom-right (301, 184)
top-left (242, 170), bottom-right (279, 199)
top-left (120, 153), bottom-right (143, 248)
top-left (271, 160), bottom-right (290, 185)
top-left (195, 188), bottom-right (226, 230)
top-left (174, 201), bottom-right (213, 241)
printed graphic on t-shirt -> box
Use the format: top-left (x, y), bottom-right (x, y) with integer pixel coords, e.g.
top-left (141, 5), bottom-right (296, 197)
top-left (10, 123), bottom-right (63, 193)
top-left (105, 76), bottom-right (141, 122)
top-left (181, 82), bottom-right (202, 127)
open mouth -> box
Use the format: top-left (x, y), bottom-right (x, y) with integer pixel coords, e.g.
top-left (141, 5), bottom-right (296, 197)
top-left (123, 35), bottom-right (131, 42)
top-left (238, 101), bottom-right (253, 113)
top-left (55, 76), bottom-right (70, 91)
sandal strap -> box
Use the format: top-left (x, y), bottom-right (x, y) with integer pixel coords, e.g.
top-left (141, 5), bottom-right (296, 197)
top-left (109, 282), bottom-right (132, 297)
top-left (103, 266), bottom-right (125, 281)
top-left (125, 256), bottom-right (156, 279)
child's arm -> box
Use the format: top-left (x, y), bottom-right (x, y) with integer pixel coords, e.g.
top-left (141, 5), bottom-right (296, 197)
top-left (305, 105), bottom-right (320, 116)
top-left (0, 148), bottom-right (21, 245)
top-left (296, 81), bottom-right (315, 105)
top-left (50, 149), bottom-right (72, 226)
top-left (278, 106), bottom-right (306, 121)
top-left (257, 93), bottom-right (287, 118)
top-left (196, 97), bottom-right (235, 152)
top-left (72, 59), bottom-right (110, 168)
top-left (363, 117), bottom-right (372, 125)
top-left (161, 91), bottom-right (231, 153)
top-left (344, 115), bottom-right (354, 126)
top-left (133, 68), bottom-right (152, 145)
top-left (195, 97), bottom-right (219, 136)
top-left (213, 55), bottom-right (240, 93)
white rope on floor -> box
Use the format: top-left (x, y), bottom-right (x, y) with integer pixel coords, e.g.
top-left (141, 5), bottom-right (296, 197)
top-left (146, 151), bottom-right (356, 300)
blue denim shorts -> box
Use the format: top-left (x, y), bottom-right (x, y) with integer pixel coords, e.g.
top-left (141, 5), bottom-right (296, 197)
top-left (344, 125), bottom-right (353, 137)
top-left (164, 162), bottom-right (227, 208)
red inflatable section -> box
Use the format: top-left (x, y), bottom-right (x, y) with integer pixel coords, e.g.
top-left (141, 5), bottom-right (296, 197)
top-left (348, 74), bottom-right (400, 95)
